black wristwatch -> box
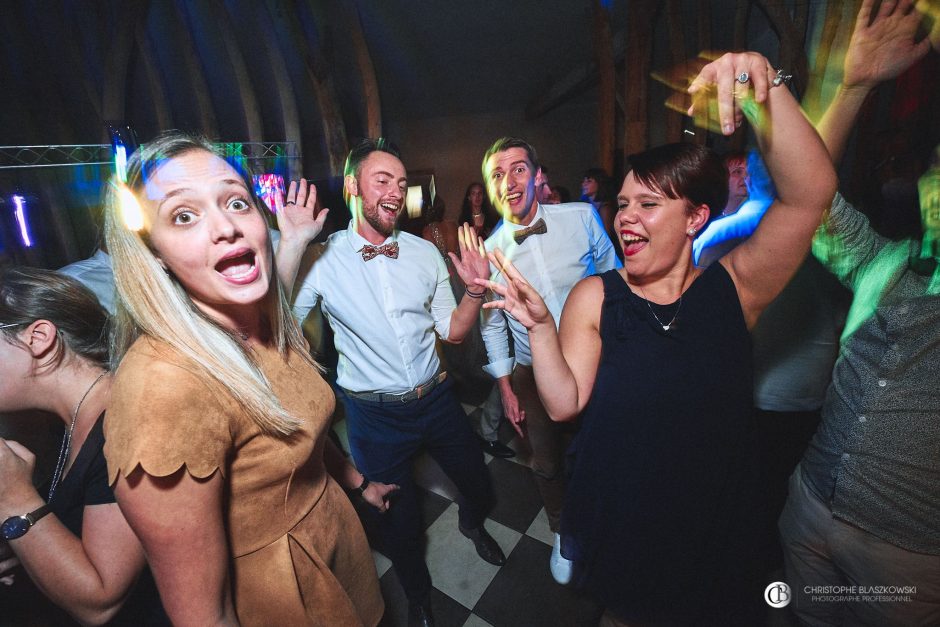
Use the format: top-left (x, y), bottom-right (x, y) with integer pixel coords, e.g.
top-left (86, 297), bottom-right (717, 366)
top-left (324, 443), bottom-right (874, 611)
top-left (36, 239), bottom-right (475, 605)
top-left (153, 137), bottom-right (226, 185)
top-left (355, 476), bottom-right (370, 496)
top-left (1, 504), bottom-right (52, 540)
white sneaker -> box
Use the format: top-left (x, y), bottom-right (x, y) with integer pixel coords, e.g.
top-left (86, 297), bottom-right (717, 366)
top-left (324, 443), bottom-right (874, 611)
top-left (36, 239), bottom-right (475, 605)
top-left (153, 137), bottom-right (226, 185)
top-left (550, 532), bottom-right (573, 584)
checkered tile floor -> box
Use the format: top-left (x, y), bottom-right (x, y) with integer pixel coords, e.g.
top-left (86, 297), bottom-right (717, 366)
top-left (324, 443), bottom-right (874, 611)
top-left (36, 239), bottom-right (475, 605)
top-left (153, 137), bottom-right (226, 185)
top-left (332, 385), bottom-right (604, 627)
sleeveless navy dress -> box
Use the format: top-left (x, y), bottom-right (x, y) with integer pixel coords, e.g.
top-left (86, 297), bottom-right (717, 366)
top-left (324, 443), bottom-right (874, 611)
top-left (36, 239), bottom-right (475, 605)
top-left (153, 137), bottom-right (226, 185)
top-left (561, 265), bottom-right (763, 625)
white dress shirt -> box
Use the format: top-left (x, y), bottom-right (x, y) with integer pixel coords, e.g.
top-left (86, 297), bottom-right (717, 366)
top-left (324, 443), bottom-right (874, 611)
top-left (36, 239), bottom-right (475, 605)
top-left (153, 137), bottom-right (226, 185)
top-left (481, 202), bottom-right (621, 378)
top-left (58, 249), bottom-right (116, 314)
top-left (292, 221), bottom-right (456, 394)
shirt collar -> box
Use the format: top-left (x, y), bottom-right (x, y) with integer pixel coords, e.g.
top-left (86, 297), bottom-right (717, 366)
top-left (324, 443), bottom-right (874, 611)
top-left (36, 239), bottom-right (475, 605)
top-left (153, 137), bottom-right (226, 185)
top-left (345, 219), bottom-right (398, 252)
top-left (504, 204), bottom-right (544, 231)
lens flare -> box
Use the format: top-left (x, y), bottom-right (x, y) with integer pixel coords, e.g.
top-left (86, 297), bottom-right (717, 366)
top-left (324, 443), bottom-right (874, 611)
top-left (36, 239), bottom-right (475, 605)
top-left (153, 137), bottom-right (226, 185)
top-left (405, 185), bottom-right (423, 218)
top-left (118, 184), bottom-right (144, 231)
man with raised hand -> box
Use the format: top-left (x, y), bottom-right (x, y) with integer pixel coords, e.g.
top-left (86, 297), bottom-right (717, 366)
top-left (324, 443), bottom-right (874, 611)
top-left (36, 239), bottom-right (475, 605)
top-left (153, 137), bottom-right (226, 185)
top-left (292, 139), bottom-right (504, 627)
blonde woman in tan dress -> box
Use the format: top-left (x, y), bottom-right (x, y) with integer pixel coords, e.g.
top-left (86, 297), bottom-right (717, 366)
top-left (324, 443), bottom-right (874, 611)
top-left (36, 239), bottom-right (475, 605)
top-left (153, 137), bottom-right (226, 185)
top-left (102, 131), bottom-right (393, 626)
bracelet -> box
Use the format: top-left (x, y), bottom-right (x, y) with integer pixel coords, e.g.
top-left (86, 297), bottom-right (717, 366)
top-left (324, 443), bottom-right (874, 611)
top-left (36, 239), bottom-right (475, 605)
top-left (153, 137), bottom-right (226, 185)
top-left (465, 287), bottom-right (486, 299)
top-left (355, 476), bottom-right (370, 495)
top-left (771, 68), bottom-right (793, 88)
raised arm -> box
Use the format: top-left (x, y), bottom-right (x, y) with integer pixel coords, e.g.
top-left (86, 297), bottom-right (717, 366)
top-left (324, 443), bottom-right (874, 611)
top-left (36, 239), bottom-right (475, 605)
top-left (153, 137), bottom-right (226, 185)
top-left (816, 0), bottom-right (930, 164)
top-left (114, 469), bottom-right (237, 626)
top-left (444, 224), bottom-right (490, 343)
top-left (275, 178), bottom-right (329, 294)
top-left (0, 439), bottom-right (147, 626)
top-left (692, 52), bottom-right (837, 327)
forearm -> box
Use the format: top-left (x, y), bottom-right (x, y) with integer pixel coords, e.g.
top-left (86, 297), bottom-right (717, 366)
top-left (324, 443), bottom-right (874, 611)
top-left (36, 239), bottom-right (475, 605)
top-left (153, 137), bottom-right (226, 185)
top-left (814, 84), bottom-right (871, 166)
top-left (527, 321), bottom-right (580, 422)
top-left (446, 292), bottom-right (484, 343)
top-left (275, 236), bottom-right (310, 295)
top-left (13, 516), bottom-right (136, 625)
top-left (756, 80), bottom-right (837, 215)
top-left (323, 438), bottom-right (365, 489)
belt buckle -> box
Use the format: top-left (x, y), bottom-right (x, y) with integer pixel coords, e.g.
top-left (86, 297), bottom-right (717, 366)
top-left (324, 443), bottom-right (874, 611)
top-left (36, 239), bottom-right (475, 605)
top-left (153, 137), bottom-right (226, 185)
top-left (414, 378), bottom-right (430, 401)
top-left (406, 372), bottom-right (443, 403)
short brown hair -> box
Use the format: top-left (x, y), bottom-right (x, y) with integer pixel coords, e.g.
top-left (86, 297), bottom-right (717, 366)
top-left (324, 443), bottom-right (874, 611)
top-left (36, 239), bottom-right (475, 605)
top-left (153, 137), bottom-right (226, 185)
top-left (482, 137), bottom-right (540, 180)
top-left (627, 143), bottom-right (728, 225)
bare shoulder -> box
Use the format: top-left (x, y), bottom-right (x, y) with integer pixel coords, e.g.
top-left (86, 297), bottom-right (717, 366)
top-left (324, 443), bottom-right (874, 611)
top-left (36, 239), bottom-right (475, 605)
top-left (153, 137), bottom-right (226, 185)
top-left (562, 275), bottom-right (606, 327)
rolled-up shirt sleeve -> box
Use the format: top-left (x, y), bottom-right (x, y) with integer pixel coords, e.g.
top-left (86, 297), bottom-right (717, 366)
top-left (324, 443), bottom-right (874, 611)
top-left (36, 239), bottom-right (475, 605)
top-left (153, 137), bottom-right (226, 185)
top-left (812, 192), bottom-right (889, 292)
top-left (480, 304), bottom-right (514, 378)
top-left (430, 254), bottom-right (456, 341)
top-left (292, 246), bottom-right (323, 323)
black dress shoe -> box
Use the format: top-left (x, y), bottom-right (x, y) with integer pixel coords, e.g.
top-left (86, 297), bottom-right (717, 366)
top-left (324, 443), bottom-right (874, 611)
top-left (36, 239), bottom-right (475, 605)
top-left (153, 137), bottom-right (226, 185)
top-left (478, 436), bottom-right (516, 458)
top-left (459, 523), bottom-right (507, 566)
top-left (408, 599), bottom-right (435, 627)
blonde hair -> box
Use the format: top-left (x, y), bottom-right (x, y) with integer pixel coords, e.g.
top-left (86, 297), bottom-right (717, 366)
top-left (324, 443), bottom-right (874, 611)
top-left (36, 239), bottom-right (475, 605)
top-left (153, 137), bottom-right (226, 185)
top-left (104, 130), bottom-right (317, 436)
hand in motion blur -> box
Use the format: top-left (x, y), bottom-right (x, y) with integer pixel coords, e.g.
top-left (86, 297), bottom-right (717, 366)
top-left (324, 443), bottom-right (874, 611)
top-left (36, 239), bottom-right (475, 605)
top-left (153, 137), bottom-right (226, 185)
top-left (843, 0), bottom-right (931, 91)
top-left (687, 51), bottom-right (776, 136)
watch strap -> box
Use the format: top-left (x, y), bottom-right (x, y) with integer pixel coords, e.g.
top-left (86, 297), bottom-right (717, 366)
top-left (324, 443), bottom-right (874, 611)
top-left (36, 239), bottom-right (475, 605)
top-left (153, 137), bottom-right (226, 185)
top-left (355, 477), bottom-right (370, 496)
top-left (26, 504), bottom-right (52, 526)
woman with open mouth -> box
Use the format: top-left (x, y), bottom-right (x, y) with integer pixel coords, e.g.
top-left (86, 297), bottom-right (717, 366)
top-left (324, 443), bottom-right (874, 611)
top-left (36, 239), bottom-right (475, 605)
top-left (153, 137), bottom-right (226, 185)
top-left (101, 131), bottom-right (392, 626)
top-left (477, 51), bottom-right (837, 625)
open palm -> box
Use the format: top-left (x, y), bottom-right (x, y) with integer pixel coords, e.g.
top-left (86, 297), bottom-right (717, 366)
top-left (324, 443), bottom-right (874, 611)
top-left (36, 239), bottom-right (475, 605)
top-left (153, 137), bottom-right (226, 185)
top-left (478, 249), bottom-right (552, 330)
top-left (844, 0), bottom-right (931, 89)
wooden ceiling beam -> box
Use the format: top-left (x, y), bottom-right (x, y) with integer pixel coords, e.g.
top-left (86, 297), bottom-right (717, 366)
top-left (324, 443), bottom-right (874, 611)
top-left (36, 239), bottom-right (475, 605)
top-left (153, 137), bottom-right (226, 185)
top-left (255, 1), bottom-right (303, 179)
top-left (526, 29), bottom-right (627, 120)
top-left (103, 0), bottom-right (149, 127)
top-left (593, 0), bottom-right (615, 174)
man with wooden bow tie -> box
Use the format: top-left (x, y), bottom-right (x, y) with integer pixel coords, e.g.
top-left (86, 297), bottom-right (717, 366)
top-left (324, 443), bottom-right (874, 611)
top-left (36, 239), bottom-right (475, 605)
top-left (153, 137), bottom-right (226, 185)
top-left (480, 137), bottom-right (620, 585)
top-left (291, 138), bottom-right (504, 627)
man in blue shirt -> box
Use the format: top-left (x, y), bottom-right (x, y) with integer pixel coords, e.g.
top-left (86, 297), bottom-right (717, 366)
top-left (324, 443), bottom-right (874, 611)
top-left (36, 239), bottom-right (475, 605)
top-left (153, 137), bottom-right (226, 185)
top-left (480, 137), bottom-right (620, 584)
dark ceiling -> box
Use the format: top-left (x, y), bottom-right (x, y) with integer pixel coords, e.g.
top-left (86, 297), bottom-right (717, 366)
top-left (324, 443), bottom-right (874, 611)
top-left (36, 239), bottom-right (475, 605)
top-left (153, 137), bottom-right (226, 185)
top-left (349, 0), bottom-right (601, 120)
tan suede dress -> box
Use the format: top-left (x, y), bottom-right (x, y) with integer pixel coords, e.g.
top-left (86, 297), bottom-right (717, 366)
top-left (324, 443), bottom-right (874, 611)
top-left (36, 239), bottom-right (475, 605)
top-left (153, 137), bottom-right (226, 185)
top-left (105, 337), bottom-right (384, 627)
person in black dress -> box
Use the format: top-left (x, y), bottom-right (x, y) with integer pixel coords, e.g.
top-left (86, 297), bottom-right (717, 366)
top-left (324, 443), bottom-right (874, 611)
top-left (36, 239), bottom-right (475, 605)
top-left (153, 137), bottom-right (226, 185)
top-left (0, 267), bottom-right (166, 625)
top-left (478, 51), bottom-right (837, 625)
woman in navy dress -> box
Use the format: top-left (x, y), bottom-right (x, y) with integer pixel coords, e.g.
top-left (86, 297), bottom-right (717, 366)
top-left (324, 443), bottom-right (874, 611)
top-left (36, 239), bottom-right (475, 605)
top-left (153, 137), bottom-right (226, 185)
top-left (480, 51), bottom-right (837, 625)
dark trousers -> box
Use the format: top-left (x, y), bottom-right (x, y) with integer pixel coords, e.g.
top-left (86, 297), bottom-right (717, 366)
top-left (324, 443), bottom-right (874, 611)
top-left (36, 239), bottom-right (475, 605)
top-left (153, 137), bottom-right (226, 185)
top-left (340, 378), bottom-right (493, 603)
top-left (513, 365), bottom-right (570, 531)
top-left (755, 407), bottom-right (821, 571)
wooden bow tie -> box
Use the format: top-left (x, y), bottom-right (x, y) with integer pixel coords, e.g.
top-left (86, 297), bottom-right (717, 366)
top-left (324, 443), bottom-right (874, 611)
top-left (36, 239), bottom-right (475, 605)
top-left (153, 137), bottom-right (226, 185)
top-left (359, 242), bottom-right (400, 261)
top-left (513, 218), bottom-right (547, 244)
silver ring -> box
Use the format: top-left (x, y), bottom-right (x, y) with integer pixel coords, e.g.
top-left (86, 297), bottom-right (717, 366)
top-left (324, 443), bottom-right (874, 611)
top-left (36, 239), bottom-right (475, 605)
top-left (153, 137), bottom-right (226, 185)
top-left (285, 200), bottom-right (296, 205)
top-left (736, 71), bottom-right (749, 84)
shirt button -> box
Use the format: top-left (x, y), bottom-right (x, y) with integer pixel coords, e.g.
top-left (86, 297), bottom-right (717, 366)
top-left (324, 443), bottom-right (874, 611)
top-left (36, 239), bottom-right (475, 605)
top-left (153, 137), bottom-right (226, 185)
top-left (841, 453), bottom-right (850, 461)
top-left (897, 304), bottom-right (909, 315)
top-left (878, 379), bottom-right (887, 387)
top-left (858, 415), bottom-right (866, 422)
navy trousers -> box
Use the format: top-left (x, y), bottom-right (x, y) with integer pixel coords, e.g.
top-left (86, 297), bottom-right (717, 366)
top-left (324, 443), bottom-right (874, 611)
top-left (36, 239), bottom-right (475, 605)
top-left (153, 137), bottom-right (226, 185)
top-left (340, 378), bottom-right (493, 603)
